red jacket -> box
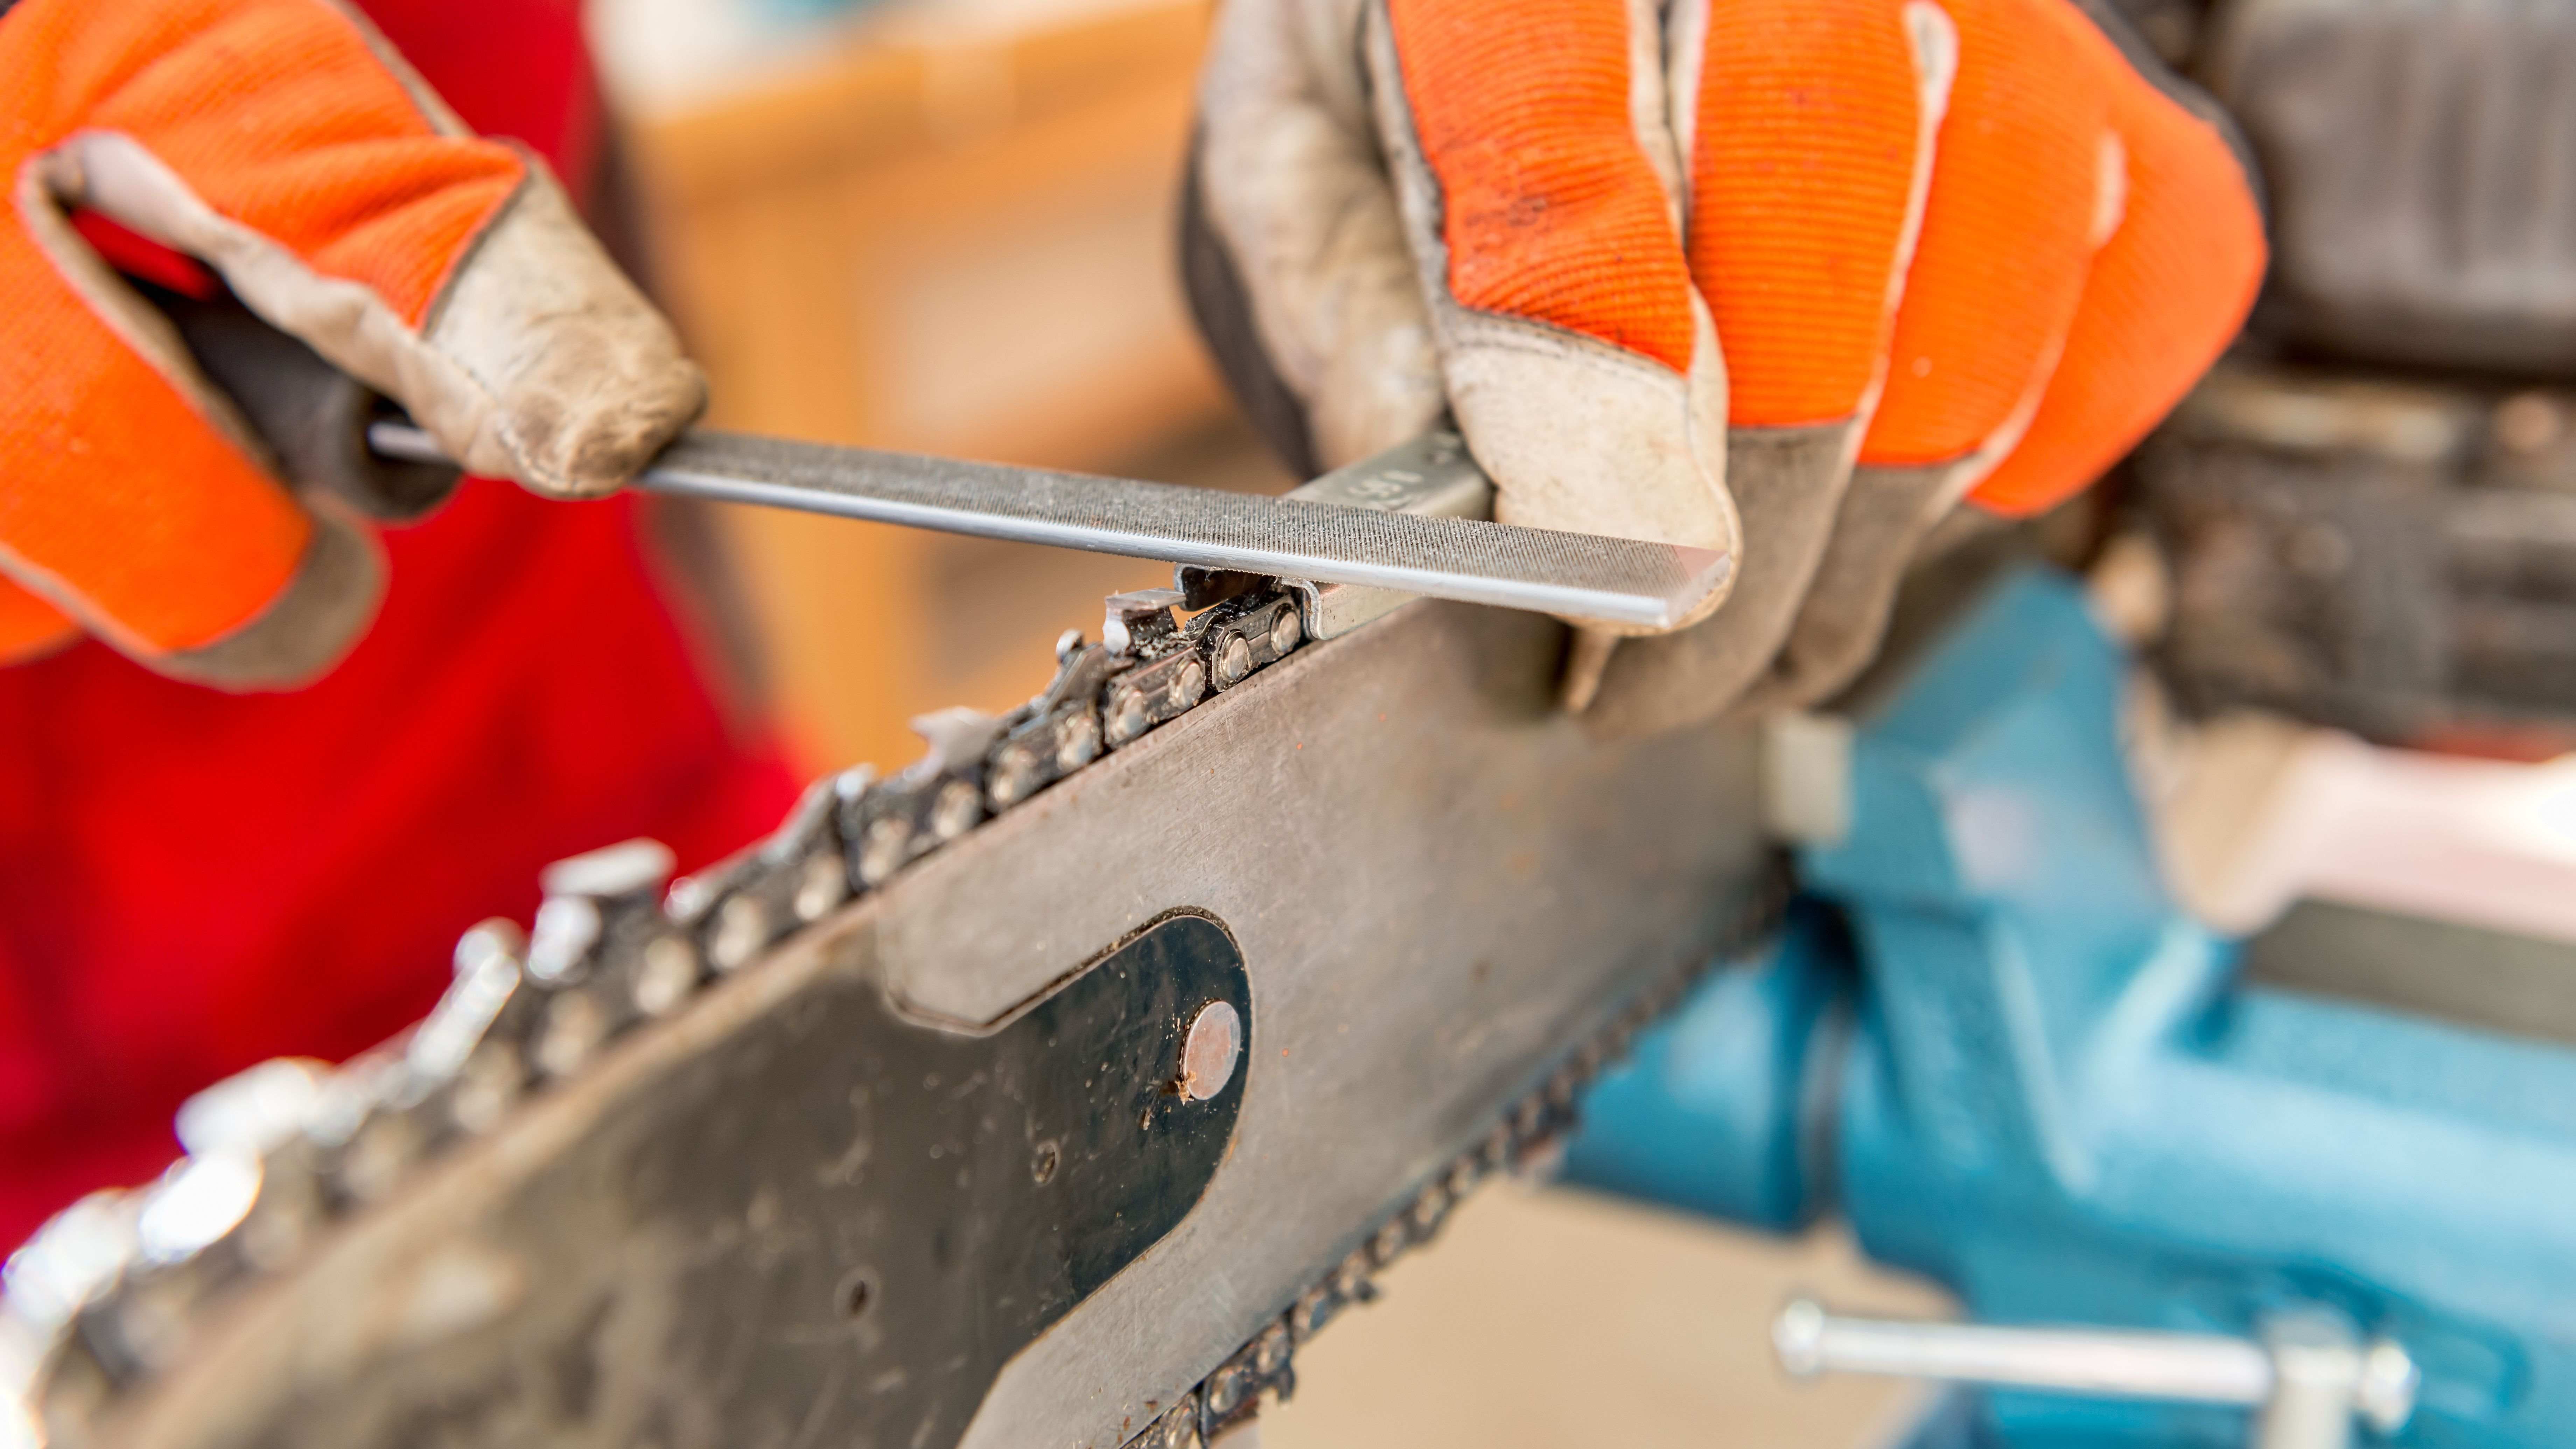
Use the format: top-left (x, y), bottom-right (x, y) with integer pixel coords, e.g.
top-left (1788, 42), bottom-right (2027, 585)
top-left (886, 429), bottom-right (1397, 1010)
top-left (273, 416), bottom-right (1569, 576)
top-left (0, 0), bottom-right (798, 1248)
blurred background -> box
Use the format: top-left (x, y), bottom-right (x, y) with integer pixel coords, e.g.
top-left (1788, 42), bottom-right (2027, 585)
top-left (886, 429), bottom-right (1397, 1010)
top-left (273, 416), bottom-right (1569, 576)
top-left (594, 0), bottom-right (1279, 772)
top-left (583, 1), bottom-right (1942, 1439)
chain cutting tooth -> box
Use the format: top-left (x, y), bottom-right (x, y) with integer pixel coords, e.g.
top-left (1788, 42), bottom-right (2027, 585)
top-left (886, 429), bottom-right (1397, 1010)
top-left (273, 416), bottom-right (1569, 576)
top-left (762, 774), bottom-right (856, 926)
top-left (1100, 592), bottom-right (1208, 749)
top-left (523, 839), bottom-right (702, 1079)
top-left (673, 770), bottom-right (862, 980)
top-left (845, 713), bottom-right (1005, 887)
top-left (1366, 1214), bottom-right (1409, 1268)
top-left (1288, 1281), bottom-right (1340, 1342)
top-left (1141, 1391), bottom-right (1202, 1449)
top-left (988, 642), bottom-right (1115, 810)
top-left (1201, 1318), bottom-right (1293, 1438)
top-left (416, 921), bottom-right (543, 1136)
top-left (677, 843), bottom-right (777, 975)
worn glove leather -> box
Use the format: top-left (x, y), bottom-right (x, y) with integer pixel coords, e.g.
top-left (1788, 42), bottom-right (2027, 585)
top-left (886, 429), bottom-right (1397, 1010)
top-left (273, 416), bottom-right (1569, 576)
top-left (0, 0), bottom-right (704, 688)
top-left (1185, 0), bottom-right (2265, 730)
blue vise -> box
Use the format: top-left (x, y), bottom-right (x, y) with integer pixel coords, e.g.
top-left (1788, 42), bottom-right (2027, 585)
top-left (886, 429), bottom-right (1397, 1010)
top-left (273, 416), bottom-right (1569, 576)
top-left (1562, 568), bottom-right (2576, 1449)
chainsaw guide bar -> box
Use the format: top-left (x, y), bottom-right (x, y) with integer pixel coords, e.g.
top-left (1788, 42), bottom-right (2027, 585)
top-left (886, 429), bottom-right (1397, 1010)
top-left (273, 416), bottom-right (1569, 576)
top-left (4, 584), bottom-right (1777, 1449)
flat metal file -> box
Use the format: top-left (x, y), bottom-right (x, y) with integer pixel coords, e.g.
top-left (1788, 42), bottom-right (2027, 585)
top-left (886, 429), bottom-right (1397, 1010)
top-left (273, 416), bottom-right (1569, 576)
top-left (366, 422), bottom-right (1732, 630)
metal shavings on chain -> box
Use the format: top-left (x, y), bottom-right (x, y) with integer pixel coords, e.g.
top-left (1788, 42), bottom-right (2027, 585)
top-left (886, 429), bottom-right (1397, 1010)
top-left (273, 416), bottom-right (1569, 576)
top-left (0, 581), bottom-right (1786, 1449)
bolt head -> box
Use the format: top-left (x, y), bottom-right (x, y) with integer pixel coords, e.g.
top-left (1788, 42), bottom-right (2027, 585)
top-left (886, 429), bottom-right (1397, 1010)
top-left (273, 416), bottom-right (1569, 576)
top-left (1057, 710), bottom-right (1102, 770)
top-left (1269, 606), bottom-right (1302, 657)
top-left (337, 1107), bottom-right (422, 1205)
top-left (632, 936), bottom-right (700, 1016)
top-left (1180, 1002), bottom-right (1242, 1101)
top-left (1368, 1216), bottom-right (1408, 1266)
top-left (448, 1044), bottom-right (522, 1136)
top-left (989, 746), bottom-right (1039, 807)
top-left (1108, 688), bottom-right (1150, 746)
top-left (1171, 658), bottom-right (1208, 710)
top-left (930, 780), bottom-right (983, 841)
top-left (534, 992), bottom-right (607, 1080)
top-left (859, 817), bottom-right (912, 886)
top-left (1205, 1363), bottom-right (1248, 1416)
top-left (793, 851), bottom-right (847, 922)
top-left (1216, 634), bottom-right (1253, 687)
top-left (710, 894), bottom-right (770, 971)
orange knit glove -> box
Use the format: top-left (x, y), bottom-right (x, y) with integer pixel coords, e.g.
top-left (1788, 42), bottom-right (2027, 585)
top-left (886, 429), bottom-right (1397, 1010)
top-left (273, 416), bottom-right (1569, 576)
top-left (0, 0), bottom-right (703, 689)
top-left (1186, 0), bottom-right (2265, 729)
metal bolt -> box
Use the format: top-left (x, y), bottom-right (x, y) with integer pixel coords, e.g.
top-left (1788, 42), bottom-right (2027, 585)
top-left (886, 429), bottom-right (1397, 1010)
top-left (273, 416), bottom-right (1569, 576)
top-left (1151, 1399), bottom-right (1199, 1449)
top-left (793, 852), bottom-right (847, 922)
top-left (534, 992), bottom-right (607, 1079)
top-left (988, 745), bottom-right (1041, 807)
top-left (1108, 687), bottom-right (1151, 746)
top-left (1057, 710), bottom-right (1102, 771)
top-left (710, 894), bottom-right (770, 972)
top-left (1216, 634), bottom-right (1254, 688)
top-left (1269, 606), bottom-right (1302, 658)
top-left (859, 817), bottom-right (912, 886)
top-left (1205, 1362), bottom-right (1250, 1416)
top-left (632, 936), bottom-right (699, 1017)
top-left (1180, 1002), bottom-right (1242, 1101)
top-left (1331, 1249), bottom-right (1373, 1303)
top-left (1368, 1216), bottom-right (1408, 1267)
top-left (336, 1110), bottom-right (420, 1204)
top-left (930, 780), bottom-right (983, 842)
top-left (448, 1044), bottom-right (522, 1136)
top-left (1444, 1158), bottom-right (1482, 1200)
top-left (1170, 658), bottom-right (1209, 711)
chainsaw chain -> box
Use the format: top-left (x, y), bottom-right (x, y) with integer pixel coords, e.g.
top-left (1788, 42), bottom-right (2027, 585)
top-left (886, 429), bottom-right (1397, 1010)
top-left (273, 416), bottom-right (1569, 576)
top-left (0, 583), bottom-right (1785, 1449)
top-left (1116, 858), bottom-right (1789, 1449)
